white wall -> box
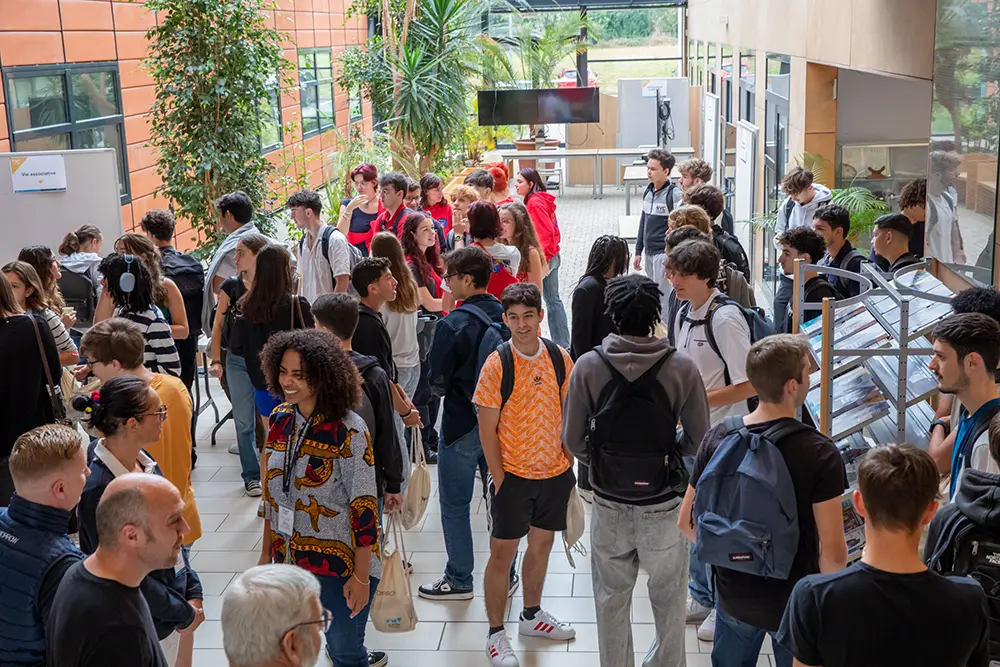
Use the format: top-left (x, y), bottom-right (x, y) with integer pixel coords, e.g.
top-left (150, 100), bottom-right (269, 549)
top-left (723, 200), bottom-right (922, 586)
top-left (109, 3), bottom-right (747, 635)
top-left (836, 69), bottom-right (933, 144)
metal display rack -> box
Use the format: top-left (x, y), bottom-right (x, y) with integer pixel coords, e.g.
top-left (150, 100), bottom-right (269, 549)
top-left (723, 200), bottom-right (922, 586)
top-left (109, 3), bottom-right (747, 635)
top-left (790, 259), bottom-right (953, 446)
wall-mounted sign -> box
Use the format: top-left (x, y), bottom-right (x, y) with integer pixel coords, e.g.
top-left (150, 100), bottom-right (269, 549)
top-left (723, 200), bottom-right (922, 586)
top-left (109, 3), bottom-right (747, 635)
top-left (10, 155), bottom-right (67, 193)
top-left (641, 79), bottom-right (668, 98)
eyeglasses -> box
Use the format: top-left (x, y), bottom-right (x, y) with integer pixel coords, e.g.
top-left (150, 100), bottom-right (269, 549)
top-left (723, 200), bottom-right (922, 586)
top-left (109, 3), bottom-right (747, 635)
top-left (442, 271), bottom-right (468, 281)
top-left (144, 406), bottom-right (168, 422)
top-left (282, 608), bottom-right (332, 640)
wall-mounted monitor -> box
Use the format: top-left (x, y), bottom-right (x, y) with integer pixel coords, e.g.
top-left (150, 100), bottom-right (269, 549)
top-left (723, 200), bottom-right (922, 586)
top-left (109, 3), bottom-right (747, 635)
top-left (478, 88), bottom-right (599, 126)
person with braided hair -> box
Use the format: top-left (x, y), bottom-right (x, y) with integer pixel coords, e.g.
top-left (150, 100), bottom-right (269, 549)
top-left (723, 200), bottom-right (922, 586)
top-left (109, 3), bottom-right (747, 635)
top-left (562, 273), bottom-right (710, 667)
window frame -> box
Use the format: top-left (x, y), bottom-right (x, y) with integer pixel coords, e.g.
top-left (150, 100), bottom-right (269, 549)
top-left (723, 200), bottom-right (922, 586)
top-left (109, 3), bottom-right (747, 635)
top-left (298, 48), bottom-right (336, 138)
top-left (348, 84), bottom-right (363, 124)
top-left (260, 75), bottom-right (284, 154)
top-left (2, 61), bottom-right (130, 203)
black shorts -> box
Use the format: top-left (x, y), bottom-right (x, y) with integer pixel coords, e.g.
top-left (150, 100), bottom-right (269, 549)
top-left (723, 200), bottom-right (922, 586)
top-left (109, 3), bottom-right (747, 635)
top-left (487, 468), bottom-right (576, 540)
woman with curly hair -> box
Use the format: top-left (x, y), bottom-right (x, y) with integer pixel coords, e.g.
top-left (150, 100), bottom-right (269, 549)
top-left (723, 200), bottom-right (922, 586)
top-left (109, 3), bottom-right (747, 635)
top-left (73, 375), bottom-right (203, 666)
top-left (2, 261), bottom-right (78, 366)
top-left (257, 329), bottom-right (384, 667)
top-left (498, 201), bottom-right (547, 292)
top-left (97, 253), bottom-right (180, 377)
top-left (100, 233), bottom-right (189, 341)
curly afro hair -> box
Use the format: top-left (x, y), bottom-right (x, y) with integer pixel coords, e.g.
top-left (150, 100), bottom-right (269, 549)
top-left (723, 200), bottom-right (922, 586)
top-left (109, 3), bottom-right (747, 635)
top-left (260, 329), bottom-right (362, 421)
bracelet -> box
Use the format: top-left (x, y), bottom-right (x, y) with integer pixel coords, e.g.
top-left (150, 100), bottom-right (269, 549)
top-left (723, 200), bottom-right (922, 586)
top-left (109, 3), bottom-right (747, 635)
top-left (353, 573), bottom-right (370, 586)
top-left (402, 409), bottom-right (414, 418)
top-left (930, 419), bottom-right (950, 437)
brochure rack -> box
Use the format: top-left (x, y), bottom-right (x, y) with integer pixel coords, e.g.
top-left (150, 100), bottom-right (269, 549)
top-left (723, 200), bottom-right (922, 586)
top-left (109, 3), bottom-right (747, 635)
top-left (792, 259), bottom-right (954, 445)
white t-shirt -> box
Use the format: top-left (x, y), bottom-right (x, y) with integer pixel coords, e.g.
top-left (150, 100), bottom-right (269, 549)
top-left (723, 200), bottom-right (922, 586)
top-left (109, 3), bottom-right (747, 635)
top-left (381, 306), bottom-right (420, 369)
top-left (299, 224), bottom-right (352, 303)
top-left (672, 289), bottom-right (752, 424)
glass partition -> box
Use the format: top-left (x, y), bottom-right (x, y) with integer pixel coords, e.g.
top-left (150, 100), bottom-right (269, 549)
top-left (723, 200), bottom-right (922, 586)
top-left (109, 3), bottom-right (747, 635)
top-left (707, 43), bottom-right (717, 94)
top-left (761, 53), bottom-right (791, 300)
top-left (739, 50), bottom-right (755, 124)
top-left (721, 45), bottom-right (733, 123)
top-left (929, 0), bottom-right (998, 284)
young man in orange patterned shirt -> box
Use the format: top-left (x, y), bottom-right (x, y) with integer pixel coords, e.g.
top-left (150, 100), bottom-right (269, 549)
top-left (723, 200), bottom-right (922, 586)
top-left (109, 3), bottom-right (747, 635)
top-left (473, 282), bottom-right (576, 667)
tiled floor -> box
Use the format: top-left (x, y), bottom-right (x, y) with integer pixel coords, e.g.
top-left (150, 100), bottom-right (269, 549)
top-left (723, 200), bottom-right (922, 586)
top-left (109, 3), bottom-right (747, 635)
top-left (187, 187), bottom-right (776, 666)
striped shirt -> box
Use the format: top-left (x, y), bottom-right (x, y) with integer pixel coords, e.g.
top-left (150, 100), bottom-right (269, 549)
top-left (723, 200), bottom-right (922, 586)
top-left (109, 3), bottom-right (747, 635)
top-left (117, 308), bottom-right (181, 377)
top-left (37, 308), bottom-right (77, 358)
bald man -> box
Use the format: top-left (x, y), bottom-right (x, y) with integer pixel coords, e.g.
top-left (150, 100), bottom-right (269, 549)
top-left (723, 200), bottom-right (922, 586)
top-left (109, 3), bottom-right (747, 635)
top-left (47, 473), bottom-right (196, 667)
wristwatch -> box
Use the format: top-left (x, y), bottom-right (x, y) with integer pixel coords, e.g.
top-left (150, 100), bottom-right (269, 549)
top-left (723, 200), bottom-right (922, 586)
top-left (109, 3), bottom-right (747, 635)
top-left (930, 419), bottom-right (950, 437)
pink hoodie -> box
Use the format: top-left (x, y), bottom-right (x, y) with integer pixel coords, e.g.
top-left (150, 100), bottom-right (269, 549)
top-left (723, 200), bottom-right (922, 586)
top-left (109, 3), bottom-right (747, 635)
top-left (525, 190), bottom-right (560, 261)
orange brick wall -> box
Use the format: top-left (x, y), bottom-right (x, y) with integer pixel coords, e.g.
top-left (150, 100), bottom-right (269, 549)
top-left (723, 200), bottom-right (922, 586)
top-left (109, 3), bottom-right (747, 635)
top-left (0, 0), bottom-right (373, 251)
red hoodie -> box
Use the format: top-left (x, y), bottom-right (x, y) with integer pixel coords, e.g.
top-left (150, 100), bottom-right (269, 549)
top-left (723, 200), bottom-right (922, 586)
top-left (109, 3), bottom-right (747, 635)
top-left (524, 191), bottom-right (560, 261)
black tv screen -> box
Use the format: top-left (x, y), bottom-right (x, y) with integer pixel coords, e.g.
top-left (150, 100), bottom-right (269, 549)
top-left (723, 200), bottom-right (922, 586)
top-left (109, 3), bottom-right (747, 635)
top-left (538, 88), bottom-right (599, 124)
top-left (478, 90), bottom-right (539, 126)
top-left (478, 88), bottom-right (599, 126)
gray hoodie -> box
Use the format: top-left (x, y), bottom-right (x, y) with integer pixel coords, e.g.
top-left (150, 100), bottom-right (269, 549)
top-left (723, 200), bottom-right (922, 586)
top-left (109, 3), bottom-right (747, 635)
top-left (562, 332), bottom-right (711, 472)
top-left (774, 184), bottom-right (833, 248)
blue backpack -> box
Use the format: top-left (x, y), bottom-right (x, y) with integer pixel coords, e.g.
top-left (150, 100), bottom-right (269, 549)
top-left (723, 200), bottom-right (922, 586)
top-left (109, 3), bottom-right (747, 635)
top-left (456, 303), bottom-right (510, 381)
top-left (693, 416), bottom-right (809, 579)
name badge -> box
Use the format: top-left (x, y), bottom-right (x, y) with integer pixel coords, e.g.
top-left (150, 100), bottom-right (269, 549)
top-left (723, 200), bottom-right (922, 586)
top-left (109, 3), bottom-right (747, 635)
top-left (278, 504), bottom-right (294, 537)
top-left (174, 549), bottom-right (189, 577)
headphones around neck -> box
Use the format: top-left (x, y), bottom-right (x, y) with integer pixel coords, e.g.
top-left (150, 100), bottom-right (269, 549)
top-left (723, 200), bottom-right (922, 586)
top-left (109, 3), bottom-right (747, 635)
top-left (119, 254), bottom-right (136, 293)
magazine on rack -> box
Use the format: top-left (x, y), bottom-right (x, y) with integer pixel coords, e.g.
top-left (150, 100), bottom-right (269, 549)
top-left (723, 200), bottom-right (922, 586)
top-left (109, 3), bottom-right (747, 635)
top-left (867, 355), bottom-right (938, 401)
top-left (831, 399), bottom-right (889, 438)
top-left (806, 367), bottom-right (882, 418)
top-left (843, 491), bottom-right (866, 563)
top-left (838, 434), bottom-right (874, 486)
top-left (802, 302), bottom-right (867, 336)
top-left (808, 312), bottom-right (877, 352)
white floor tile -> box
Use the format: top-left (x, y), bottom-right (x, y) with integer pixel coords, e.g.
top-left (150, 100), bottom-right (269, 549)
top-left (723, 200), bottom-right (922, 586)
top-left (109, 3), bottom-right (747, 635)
top-left (366, 621), bottom-right (446, 650)
top-left (197, 572), bottom-right (235, 597)
top-left (191, 550), bottom-right (262, 572)
top-left (196, 513), bottom-right (228, 534)
top-left (215, 513), bottom-right (264, 532)
top-left (438, 621), bottom-right (568, 652)
top-left (192, 531), bottom-right (262, 551)
top-left (191, 466), bottom-right (221, 482)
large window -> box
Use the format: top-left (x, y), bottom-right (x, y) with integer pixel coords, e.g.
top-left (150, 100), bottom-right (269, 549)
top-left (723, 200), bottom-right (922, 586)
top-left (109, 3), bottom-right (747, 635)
top-left (721, 45), bottom-right (733, 123)
top-left (3, 63), bottom-right (129, 201)
top-left (298, 49), bottom-right (335, 137)
top-left (260, 75), bottom-right (283, 153)
top-left (707, 43), bottom-right (717, 94)
top-left (739, 50), bottom-right (756, 124)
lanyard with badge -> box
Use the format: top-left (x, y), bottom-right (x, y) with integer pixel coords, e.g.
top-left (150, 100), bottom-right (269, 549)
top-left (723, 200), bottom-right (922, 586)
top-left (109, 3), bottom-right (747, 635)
top-left (277, 415), bottom-right (310, 558)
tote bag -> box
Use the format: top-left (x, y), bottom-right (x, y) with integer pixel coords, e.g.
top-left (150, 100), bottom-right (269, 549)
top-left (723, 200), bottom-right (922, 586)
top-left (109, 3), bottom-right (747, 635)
top-left (371, 514), bottom-right (418, 633)
top-left (563, 487), bottom-right (587, 568)
top-left (400, 429), bottom-right (431, 530)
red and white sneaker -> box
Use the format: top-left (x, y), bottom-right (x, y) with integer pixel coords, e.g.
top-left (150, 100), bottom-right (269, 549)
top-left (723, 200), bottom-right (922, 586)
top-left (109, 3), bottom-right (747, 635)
top-left (486, 630), bottom-right (519, 667)
top-left (518, 609), bottom-right (576, 641)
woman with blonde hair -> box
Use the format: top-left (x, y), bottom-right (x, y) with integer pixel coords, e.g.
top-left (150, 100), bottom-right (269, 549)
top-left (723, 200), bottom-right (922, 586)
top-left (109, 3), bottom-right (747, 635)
top-left (499, 201), bottom-right (547, 292)
top-left (446, 183), bottom-right (480, 250)
top-left (94, 233), bottom-right (189, 342)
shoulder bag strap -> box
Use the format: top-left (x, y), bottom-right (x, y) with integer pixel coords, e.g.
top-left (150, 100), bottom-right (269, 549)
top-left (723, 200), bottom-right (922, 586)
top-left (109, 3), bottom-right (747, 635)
top-left (29, 314), bottom-right (61, 408)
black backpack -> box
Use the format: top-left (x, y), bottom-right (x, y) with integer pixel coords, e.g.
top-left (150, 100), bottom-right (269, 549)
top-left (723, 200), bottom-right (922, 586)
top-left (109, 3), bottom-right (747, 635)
top-left (497, 339), bottom-right (566, 412)
top-left (160, 249), bottom-right (205, 337)
top-left (58, 270), bottom-right (98, 328)
top-left (719, 209), bottom-right (735, 236)
top-left (943, 529), bottom-right (1000, 660)
top-left (712, 225), bottom-right (751, 282)
top-left (585, 347), bottom-right (685, 502)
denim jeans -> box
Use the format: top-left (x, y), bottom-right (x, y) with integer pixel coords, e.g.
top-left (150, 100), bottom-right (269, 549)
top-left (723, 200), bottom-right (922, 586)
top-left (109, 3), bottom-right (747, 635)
top-left (542, 252), bottom-right (570, 349)
top-left (318, 574), bottom-right (379, 667)
top-left (225, 353), bottom-right (260, 483)
top-left (591, 496), bottom-right (688, 667)
top-left (688, 545), bottom-right (714, 608)
top-left (712, 606), bottom-right (792, 667)
top-left (772, 274), bottom-right (793, 334)
top-left (437, 427), bottom-right (489, 590)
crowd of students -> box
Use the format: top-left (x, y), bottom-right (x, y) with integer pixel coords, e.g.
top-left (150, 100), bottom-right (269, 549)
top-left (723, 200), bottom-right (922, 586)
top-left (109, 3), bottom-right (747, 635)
top-left (2, 146), bottom-right (1000, 667)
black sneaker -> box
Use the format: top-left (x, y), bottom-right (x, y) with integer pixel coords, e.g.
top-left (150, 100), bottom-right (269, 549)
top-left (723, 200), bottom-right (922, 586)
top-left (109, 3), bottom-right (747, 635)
top-left (368, 651), bottom-right (388, 667)
top-left (418, 577), bottom-right (474, 600)
top-left (508, 571), bottom-right (520, 597)
top-left (244, 479), bottom-right (262, 497)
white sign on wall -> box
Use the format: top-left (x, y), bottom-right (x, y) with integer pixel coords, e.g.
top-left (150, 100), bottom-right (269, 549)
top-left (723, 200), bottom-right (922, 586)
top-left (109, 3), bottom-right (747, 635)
top-left (641, 79), bottom-right (668, 98)
top-left (735, 120), bottom-right (758, 254)
top-left (703, 92), bottom-right (720, 185)
top-left (10, 155), bottom-right (67, 193)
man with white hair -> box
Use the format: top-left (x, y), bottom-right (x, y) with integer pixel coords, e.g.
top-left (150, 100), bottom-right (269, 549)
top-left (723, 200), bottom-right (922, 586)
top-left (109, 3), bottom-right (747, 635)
top-left (47, 473), bottom-right (191, 667)
top-left (221, 564), bottom-right (327, 667)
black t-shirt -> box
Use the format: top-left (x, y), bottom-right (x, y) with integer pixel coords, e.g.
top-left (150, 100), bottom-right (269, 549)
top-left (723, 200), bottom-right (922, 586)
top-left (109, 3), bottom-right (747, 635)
top-left (355, 302), bottom-right (395, 382)
top-left (777, 562), bottom-right (990, 667)
top-left (690, 417), bottom-right (846, 631)
top-left (219, 276), bottom-right (248, 351)
top-left (231, 295), bottom-right (315, 389)
top-left (47, 560), bottom-right (168, 667)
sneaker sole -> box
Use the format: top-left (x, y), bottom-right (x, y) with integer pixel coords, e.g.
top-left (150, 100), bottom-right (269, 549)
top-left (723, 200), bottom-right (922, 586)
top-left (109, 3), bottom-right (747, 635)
top-left (696, 628), bottom-right (714, 642)
top-left (369, 655), bottom-right (388, 667)
top-left (519, 626), bottom-right (576, 641)
top-left (686, 612), bottom-right (710, 624)
top-left (417, 589), bottom-right (474, 601)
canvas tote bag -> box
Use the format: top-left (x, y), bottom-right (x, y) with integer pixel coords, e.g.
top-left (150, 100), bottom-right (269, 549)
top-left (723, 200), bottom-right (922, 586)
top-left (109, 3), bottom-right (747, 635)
top-left (400, 429), bottom-right (431, 530)
top-left (563, 487), bottom-right (587, 568)
top-left (371, 514), bottom-right (418, 633)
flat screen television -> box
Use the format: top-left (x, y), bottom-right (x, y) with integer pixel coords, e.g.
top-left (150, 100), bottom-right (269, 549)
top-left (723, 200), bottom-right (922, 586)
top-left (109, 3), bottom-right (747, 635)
top-left (478, 88), bottom-right (599, 126)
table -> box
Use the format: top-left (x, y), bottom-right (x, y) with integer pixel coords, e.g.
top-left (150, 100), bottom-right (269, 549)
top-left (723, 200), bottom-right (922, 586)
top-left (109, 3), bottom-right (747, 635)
top-left (498, 146), bottom-right (695, 199)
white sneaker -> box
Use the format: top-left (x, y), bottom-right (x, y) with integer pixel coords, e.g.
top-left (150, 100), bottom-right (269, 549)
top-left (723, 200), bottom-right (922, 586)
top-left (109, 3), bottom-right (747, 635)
top-left (518, 609), bottom-right (576, 641)
top-left (685, 594), bottom-right (711, 624)
top-left (486, 630), bottom-right (519, 667)
top-left (697, 608), bottom-right (716, 642)
top-left (228, 442), bottom-right (239, 455)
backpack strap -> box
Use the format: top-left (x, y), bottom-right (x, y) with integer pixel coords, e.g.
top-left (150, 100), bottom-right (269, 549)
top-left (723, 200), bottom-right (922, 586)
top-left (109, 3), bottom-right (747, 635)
top-left (701, 295), bottom-right (744, 386)
top-left (960, 403), bottom-right (1000, 471)
top-left (665, 183), bottom-right (678, 213)
top-left (759, 418), bottom-right (812, 448)
top-left (498, 342), bottom-right (516, 412)
top-left (722, 415), bottom-right (746, 435)
top-left (320, 225), bottom-right (336, 263)
top-left (783, 197), bottom-right (795, 225)
top-left (541, 338), bottom-right (566, 393)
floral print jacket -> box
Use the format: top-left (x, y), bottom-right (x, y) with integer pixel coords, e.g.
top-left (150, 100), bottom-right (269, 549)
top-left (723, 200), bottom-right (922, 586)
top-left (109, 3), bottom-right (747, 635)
top-left (261, 404), bottom-right (381, 579)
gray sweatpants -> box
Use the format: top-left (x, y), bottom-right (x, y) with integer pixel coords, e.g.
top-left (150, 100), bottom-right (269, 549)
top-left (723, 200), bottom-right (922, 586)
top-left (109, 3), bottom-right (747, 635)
top-left (592, 495), bottom-right (688, 667)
